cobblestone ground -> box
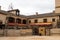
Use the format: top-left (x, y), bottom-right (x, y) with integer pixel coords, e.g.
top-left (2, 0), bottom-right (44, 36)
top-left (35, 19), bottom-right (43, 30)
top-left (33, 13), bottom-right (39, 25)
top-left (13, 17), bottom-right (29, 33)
top-left (0, 36), bottom-right (60, 40)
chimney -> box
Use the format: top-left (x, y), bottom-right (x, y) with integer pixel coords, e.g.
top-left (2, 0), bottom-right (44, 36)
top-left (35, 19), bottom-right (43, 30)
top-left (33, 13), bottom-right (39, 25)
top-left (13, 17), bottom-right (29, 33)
top-left (36, 12), bottom-right (38, 15)
top-left (0, 6), bottom-right (1, 10)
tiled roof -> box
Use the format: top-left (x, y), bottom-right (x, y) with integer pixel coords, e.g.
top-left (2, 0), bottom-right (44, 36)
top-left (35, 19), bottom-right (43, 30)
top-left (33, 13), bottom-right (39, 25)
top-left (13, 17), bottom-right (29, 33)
top-left (27, 13), bottom-right (60, 19)
top-left (0, 10), bottom-right (26, 18)
top-left (0, 10), bottom-right (8, 15)
top-left (0, 10), bottom-right (60, 19)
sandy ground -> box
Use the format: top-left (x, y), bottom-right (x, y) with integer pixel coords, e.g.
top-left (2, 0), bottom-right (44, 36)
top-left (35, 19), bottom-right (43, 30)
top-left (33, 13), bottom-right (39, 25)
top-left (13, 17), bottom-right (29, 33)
top-left (0, 36), bottom-right (60, 40)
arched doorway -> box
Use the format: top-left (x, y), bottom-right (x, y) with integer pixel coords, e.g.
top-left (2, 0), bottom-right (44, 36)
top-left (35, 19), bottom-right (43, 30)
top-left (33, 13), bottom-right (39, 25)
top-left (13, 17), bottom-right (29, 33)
top-left (33, 27), bottom-right (39, 35)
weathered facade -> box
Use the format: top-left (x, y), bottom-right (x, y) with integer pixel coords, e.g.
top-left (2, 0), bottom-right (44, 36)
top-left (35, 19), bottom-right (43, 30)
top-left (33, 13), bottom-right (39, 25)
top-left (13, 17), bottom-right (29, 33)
top-left (0, 9), bottom-right (60, 36)
top-left (0, 0), bottom-right (60, 36)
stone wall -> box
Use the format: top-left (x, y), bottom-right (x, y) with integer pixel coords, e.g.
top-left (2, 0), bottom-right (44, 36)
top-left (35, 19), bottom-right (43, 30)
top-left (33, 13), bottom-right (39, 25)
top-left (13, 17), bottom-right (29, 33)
top-left (0, 29), bottom-right (32, 36)
top-left (0, 29), bottom-right (4, 36)
top-left (50, 28), bottom-right (60, 36)
top-left (20, 29), bottom-right (32, 36)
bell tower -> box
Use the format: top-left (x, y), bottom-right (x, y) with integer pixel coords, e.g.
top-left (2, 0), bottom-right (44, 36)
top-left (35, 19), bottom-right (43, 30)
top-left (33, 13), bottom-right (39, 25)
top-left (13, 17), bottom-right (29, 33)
top-left (55, 0), bottom-right (60, 13)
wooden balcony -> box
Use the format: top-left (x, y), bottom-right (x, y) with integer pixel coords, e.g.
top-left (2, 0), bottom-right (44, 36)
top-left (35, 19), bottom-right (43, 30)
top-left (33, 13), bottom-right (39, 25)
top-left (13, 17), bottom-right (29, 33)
top-left (16, 23), bottom-right (27, 26)
top-left (18, 24), bottom-right (26, 26)
top-left (8, 23), bottom-right (15, 26)
top-left (30, 22), bottom-right (52, 26)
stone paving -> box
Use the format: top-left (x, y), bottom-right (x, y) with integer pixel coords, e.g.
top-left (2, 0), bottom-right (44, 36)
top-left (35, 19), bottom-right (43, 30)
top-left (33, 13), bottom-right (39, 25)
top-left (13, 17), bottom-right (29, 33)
top-left (0, 36), bottom-right (60, 40)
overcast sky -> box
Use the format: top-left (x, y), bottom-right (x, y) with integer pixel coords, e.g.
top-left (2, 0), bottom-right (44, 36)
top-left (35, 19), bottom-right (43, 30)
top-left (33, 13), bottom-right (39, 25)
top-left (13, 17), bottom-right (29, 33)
top-left (0, 0), bottom-right (55, 15)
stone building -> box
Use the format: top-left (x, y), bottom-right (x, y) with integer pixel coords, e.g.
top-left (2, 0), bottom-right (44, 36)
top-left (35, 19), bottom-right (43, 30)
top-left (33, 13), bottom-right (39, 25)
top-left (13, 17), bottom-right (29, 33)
top-left (0, 0), bottom-right (60, 36)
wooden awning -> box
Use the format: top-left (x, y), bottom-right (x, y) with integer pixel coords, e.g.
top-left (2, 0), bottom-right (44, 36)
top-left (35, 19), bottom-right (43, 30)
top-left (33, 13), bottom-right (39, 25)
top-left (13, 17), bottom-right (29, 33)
top-left (30, 23), bottom-right (52, 26)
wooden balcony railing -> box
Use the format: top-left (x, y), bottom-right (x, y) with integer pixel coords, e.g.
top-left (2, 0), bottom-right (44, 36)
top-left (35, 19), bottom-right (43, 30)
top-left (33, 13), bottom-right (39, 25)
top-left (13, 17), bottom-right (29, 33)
top-left (8, 23), bottom-right (15, 26)
top-left (29, 22), bottom-right (52, 26)
top-left (15, 23), bottom-right (27, 26)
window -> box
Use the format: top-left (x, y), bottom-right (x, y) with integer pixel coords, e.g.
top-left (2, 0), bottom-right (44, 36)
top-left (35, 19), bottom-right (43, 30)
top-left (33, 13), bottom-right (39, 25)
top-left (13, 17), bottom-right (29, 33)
top-left (22, 20), bottom-right (26, 24)
top-left (43, 19), bottom-right (47, 23)
top-left (8, 17), bottom-right (15, 23)
top-left (52, 18), bottom-right (55, 22)
top-left (41, 29), bottom-right (43, 31)
top-left (16, 18), bottom-right (21, 24)
top-left (34, 19), bottom-right (38, 23)
top-left (29, 20), bottom-right (31, 23)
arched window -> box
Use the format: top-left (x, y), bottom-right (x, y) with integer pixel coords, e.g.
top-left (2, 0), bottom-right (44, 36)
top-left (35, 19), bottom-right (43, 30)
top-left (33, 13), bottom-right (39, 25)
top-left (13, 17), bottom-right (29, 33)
top-left (34, 19), bottom-right (38, 23)
top-left (22, 19), bottom-right (26, 24)
top-left (16, 18), bottom-right (21, 24)
top-left (8, 17), bottom-right (15, 23)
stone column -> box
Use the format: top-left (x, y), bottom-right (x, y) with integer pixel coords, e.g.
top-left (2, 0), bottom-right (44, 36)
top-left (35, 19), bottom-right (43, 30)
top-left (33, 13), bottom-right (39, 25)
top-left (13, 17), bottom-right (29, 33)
top-left (4, 16), bottom-right (8, 36)
top-left (15, 18), bottom-right (17, 29)
top-left (46, 29), bottom-right (50, 36)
